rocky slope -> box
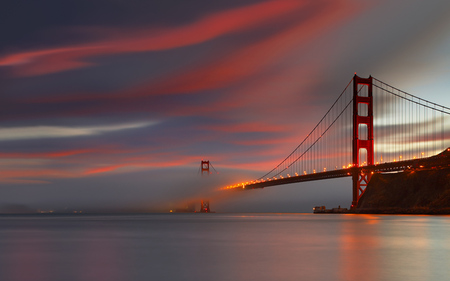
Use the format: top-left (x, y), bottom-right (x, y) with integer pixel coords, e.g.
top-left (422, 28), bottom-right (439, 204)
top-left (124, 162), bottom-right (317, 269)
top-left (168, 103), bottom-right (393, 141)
top-left (355, 167), bottom-right (450, 214)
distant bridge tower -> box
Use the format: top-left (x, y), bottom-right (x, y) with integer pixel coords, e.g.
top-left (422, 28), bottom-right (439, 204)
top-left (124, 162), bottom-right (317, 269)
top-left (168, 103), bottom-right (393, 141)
top-left (352, 74), bottom-right (374, 208)
top-left (199, 160), bottom-right (217, 213)
top-left (201, 160), bottom-right (210, 176)
top-left (200, 200), bottom-right (210, 213)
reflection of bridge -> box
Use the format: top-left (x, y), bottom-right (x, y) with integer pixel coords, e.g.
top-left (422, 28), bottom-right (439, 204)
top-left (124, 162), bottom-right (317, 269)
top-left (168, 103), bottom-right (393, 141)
top-left (226, 75), bottom-right (450, 208)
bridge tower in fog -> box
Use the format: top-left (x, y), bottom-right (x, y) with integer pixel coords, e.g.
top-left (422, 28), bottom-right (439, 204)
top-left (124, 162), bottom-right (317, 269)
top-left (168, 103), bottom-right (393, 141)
top-left (200, 200), bottom-right (210, 213)
top-left (199, 160), bottom-right (217, 213)
top-left (201, 160), bottom-right (210, 176)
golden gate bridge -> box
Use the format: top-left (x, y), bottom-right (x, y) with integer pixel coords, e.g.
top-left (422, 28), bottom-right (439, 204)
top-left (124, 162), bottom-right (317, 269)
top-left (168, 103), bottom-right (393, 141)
top-left (225, 74), bottom-right (450, 208)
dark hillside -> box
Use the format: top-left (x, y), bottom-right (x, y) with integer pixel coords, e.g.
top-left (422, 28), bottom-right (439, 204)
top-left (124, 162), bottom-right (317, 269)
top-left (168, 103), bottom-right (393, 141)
top-left (356, 167), bottom-right (450, 214)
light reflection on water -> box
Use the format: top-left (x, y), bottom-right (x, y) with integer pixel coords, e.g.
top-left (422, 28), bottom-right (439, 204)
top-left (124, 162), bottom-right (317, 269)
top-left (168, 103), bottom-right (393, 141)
top-left (0, 214), bottom-right (449, 281)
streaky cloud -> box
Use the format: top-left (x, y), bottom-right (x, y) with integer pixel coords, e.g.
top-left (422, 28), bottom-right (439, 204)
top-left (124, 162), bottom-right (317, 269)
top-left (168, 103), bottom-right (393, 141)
top-left (0, 121), bottom-right (158, 141)
top-left (0, 0), bottom-right (305, 77)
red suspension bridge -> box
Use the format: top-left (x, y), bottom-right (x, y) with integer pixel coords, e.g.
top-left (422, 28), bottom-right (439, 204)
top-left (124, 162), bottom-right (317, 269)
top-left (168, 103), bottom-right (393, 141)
top-left (225, 74), bottom-right (450, 208)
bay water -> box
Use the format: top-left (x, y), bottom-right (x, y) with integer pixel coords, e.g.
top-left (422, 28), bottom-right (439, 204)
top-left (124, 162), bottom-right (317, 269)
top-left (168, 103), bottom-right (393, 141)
top-left (0, 213), bottom-right (448, 281)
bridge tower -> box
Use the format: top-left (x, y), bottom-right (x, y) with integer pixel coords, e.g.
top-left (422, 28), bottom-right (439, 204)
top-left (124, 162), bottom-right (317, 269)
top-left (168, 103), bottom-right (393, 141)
top-left (200, 160), bottom-right (212, 213)
top-left (201, 160), bottom-right (210, 176)
top-left (200, 200), bottom-right (210, 213)
top-left (352, 74), bottom-right (374, 208)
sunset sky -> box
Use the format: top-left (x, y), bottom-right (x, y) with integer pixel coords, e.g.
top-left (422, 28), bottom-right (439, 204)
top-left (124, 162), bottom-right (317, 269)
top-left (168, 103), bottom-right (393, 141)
top-left (1, 0), bottom-right (450, 212)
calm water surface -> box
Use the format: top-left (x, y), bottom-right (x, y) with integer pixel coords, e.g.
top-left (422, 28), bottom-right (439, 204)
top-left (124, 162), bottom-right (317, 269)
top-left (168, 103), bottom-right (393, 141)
top-left (0, 213), bottom-right (449, 281)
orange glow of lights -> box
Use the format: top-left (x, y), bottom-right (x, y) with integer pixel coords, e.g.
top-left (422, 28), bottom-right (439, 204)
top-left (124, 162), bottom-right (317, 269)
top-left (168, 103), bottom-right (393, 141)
top-left (313, 169), bottom-right (316, 174)
top-left (295, 173), bottom-right (298, 176)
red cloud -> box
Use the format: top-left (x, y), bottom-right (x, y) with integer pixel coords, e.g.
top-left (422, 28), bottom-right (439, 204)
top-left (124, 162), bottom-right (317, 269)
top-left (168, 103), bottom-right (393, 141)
top-left (200, 122), bottom-right (290, 133)
top-left (0, 168), bottom-right (76, 183)
top-left (85, 164), bottom-right (127, 175)
top-left (0, 0), bottom-right (305, 77)
top-left (83, 156), bottom-right (202, 176)
top-left (20, 0), bottom-right (369, 121)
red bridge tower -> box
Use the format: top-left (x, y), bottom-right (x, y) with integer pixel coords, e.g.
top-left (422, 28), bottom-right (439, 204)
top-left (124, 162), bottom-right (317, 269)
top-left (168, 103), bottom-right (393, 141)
top-left (200, 160), bottom-right (213, 213)
top-left (352, 74), bottom-right (374, 208)
top-left (201, 160), bottom-right (210, 176)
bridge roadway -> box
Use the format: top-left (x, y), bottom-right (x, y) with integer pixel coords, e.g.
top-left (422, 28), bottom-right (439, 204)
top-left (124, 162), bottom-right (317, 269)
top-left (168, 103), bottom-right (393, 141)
top-left (240, 148), bottom-right (450, 190)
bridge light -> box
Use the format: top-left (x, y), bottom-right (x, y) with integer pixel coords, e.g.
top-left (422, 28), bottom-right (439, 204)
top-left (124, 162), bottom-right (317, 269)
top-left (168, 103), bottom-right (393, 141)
top-left (313, 169), bottom-right (316, 174)
top-left (295, 173), bottom-right (298, 176)
top-left (413, 156), bottom-right (416, 159)
top-left (323, 168), bottom-right (326, 172)
top-left (287, 174), bottom-right (291, 177)
top-left (304, 171), bottom-right (307, 175)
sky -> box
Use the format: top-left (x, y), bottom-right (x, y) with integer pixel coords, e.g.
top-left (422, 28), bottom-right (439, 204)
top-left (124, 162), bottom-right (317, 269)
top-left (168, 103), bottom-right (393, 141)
top-left (1, 0), bottom-right (450, 213)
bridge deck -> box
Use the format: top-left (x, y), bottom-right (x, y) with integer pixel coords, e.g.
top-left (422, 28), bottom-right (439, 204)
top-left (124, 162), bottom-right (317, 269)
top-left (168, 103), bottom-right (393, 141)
top-left (237, 148), bottom-right (450, 190)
